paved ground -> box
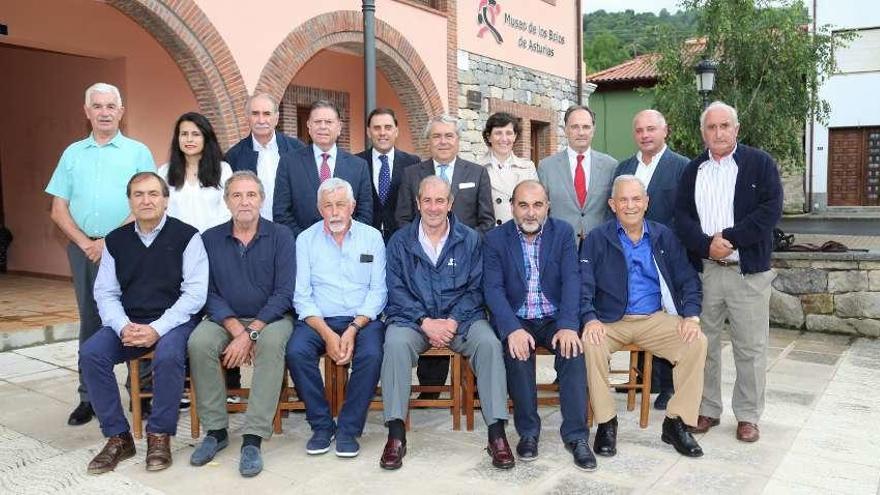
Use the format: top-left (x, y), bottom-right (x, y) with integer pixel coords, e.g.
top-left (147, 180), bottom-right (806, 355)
top-left (1, 330), bottom-right (878, 494)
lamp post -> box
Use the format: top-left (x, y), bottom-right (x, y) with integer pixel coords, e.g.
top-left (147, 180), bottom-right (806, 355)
top-left (694, 58), bottom-right (718, 110)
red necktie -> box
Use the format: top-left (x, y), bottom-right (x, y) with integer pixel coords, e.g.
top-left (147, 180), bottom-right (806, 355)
top-left (574, 154), bottom-right (587, 208)
top-left (319, 153), bottom-right (331, 182)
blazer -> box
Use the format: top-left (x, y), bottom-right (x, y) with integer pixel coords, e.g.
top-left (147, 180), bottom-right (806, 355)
top-left (537, 148), bottom-right (617, 241)
top-left (273, 144), bottom-right (373, 238)
top-left (477, 152), bottom-right (539, 225)
top-left (224, 132), bottom-right (305, 173)
top-left (356, 147), bottom-right (422, 242)
top-left (483, 218), bottom-right (580, 340)
top-left (613, 147), bottom-right (689, 227)
top-left (674, 143), bottom-right (783, 274)
top-left (395, 157), bottom-right (495, 233)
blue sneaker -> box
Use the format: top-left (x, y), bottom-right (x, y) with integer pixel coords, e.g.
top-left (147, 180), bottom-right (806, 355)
top-left (190, 435), bottom-right (228, 466)
top-left (239, 445), bottom-right (263, 477)
top-left (306, 428), bottom-right (335, 455)
top-left (335, 434), bottom-right (360, 458)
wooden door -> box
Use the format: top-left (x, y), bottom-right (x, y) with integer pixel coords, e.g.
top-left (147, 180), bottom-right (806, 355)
top-left (828, 128), bottom-right (865, 206)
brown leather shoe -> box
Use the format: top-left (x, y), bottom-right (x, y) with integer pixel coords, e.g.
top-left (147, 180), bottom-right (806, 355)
top-left (145, 433), bottom-right (172, 471)
top-left (689, 415), bottom-right (720, 433)
top-left (736, 422), bottom-right (760, 442)
top-left (379, 437), bottom-right (406, 470)
top-left (87, 433), bottom-right (136, 475)
top-left (487, 437), bottom-right (515, 469)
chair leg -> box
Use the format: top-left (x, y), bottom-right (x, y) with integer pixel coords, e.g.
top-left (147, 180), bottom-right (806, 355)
top-left (189, 375), bottom-right (200, 438)
top-left (130, 359), bottom-right (143, 440)
top-left (451, 353), bottom-right (461, 431)
top-left (640, 351), bottom-right (653, 429)
top-left (587, 398), bottom-right (593, 427)
top-left (335, 364), bottom-right (347, 418)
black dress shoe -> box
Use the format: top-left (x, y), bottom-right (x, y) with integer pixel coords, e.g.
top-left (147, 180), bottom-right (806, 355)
top-left (379, 437), bottom-right (406, 470)
top-left (68, 401), bottom-right (94, 426)
top-left (516, 436), bottom-right (538, 461)
top-left (593, 416), bottom-right (617, 457)
top-left (661, 417), bottom-right (704, 457)
top-left (566, 438), bottom-right (597, 471)
top-left (486, 437), bottom-right (515, 469)
top-left (654, 390), bottom-right (672, 410)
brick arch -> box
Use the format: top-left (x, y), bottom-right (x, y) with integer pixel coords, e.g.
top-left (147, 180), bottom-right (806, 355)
top-left (255, 10), bottom-right (444, 156)
top-left (107, 0), bottom-right (249, 148)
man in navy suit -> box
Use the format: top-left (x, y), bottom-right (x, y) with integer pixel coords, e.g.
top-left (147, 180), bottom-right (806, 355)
top-left (273, 100), bottom-right (373, 238)
top-left (483, 180), bottom-right (595, 471)
top-left (613, 109), bottom-right (689, 410)
top-left (355, 108), bottom-right (421, 243)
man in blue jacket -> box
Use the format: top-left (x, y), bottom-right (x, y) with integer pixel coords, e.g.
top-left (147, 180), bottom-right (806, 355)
top-left (380, 176), bottom-right (512, 471)
top-left (580, 175), bottom-right (707, 460)
top-left (483, 180), bottom-right (595, 471)
top-left (674, 101), bottom-right (783, 443)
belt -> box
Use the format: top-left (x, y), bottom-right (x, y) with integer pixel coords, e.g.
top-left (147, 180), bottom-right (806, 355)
top-left (709, 259), bottom-right (738, 266)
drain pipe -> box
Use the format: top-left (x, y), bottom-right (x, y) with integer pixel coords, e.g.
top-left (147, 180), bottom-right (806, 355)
top-left (364, 0), bottom-right (377, 146)
top-left (806, 0), bottom-right (817, 213)
top-left (576, 0), bottom-right (584, 104)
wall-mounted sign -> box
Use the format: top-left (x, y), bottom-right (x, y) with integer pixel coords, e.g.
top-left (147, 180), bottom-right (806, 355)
top-left (475, 1), bottom-right (565, 58)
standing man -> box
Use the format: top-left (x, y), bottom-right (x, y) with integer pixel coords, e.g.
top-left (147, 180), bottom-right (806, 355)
top-left (675, 101), bottom-right (782, 443)
top-left (356, 108), bottom-right (421, 242)
top-left (614, 109), bottom-right (690, 410)
top-left (287, 178), bottom-right (387, 458)
top-left (80, 172), bottom-right (207, 474)
top-left (483, 180), bottom-right (595, 471)
top-left (45, 82), bottom-right (155, 426)
top-left (188, 171), bottom-right (295, 477)
top-left (538, 105), bottom-right (616, 243)
top-left (274, 100), bottom-right (373, 238)
top-left (224, 92), bottom-right (304, 221)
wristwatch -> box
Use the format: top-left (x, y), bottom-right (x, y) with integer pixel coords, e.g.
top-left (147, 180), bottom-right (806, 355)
top-left (686, 316), bottom-right (701, 323)
top-left (247, 326), bottom-right (260, 341)
top-left (416, 316), bottom-right (426, 326)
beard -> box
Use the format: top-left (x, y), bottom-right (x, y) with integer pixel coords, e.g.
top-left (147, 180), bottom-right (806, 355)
top-left (327, 219), bottom-right (347, 234)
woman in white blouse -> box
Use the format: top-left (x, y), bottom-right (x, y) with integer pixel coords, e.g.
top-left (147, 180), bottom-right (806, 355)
top-left (479, 112), bottom-right (539, 225)
top-left (158, 112), bottom-right (232, 232)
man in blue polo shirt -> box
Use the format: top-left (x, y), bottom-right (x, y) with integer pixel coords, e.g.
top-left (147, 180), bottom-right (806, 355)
top-left (45, 82), bottom-right (155, 426)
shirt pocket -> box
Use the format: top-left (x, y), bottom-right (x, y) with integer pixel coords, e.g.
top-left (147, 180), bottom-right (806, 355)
top-left (348, 252), bottom-right (374, 286)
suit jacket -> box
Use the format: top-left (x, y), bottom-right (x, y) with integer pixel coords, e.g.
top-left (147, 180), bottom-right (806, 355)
top-left (483, 218), bottom-right (580, 340)
top-left (356, 147), bottom-right (421, 242)
top-left (613, 147), bottom-right (689, 227)
top-left (477, 152), bottom-right (539, 224)
top-left (395, 157), bottom-right (495, 233)
top-left (537, 148), bottom-right (617, 240)
top-left (224, 132), bottom-right (304, 173)
top-left (273, 144), bottom-right (373, 238)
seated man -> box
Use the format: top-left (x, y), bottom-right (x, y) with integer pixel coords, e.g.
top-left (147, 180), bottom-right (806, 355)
top-left (580, 175), bottom-right (707, 459)
top-left (380, 175), bottom-right (512, 471)
top-left (81, 171), bottom-right (207, 474)
top-left (286, 178), bottom-right (387, 458)
top-left (483, 180), bottom-right (595, 471)
top-left (188, 171), bottom-right (295, 477)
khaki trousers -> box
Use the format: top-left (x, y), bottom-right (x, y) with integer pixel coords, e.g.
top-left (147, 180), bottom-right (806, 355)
top-left (584, 311), bottom-right (707, 427)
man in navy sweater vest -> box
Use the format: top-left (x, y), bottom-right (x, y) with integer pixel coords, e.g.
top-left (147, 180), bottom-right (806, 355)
top-left (81, 172), bottom-right (208, 475)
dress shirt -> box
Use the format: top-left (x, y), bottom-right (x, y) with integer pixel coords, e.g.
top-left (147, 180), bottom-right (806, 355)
top-left (515, 228), bottom-right (557, 319)
top-left (203, 218), bottom-right (295, 324)
top-left (567, 147), bottom-right (591, 192)
top-left (313, 144), bottom-right (338, 177)
top-left (433, 158), bottom-right (456, 181)
top-left (157, 161), bottom-right (232, 232)
top-left (418, 219), bottom-right (450, 266)
top-left (93, 214), bottom-right (208, 337)
top-left (45, 131), bottom-right (155, 237)
top-left (372, 148), bottom-right (396, 194)
top-left (294, 220), bottom-right (387, 320)
top-left (695, 145), bottom-right (739, 261)
top-left (634, 144), bottom-right (667, 189)
top-left (253, 133), bottom-right (280, 221)
top-left (616, 221), bottom-right (662, 315)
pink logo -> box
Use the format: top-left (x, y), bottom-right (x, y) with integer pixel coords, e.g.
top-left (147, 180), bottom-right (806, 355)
top-left (477, 0), bottom-right (503, 44)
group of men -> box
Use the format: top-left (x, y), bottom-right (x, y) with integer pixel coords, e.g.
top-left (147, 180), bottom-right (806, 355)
top-left (46, 82), bottom-right (782, 479)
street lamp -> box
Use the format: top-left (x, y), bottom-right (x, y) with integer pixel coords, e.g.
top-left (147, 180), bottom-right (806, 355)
top-left (694, 58), bottom-right (718, 110)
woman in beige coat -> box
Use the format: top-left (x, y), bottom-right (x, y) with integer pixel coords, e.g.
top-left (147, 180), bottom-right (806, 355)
top-left (480, 112), bottom-right (539, 225)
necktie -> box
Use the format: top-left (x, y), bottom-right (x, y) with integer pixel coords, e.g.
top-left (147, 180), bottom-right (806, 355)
top-left (319, 153), bottom-right (331, 183)
top-left (574, 154), bottom-right (587, 208)
top-left (378, 154), bottom-right (391, 205)
top-left (438, 164), bottom-right (450, 182)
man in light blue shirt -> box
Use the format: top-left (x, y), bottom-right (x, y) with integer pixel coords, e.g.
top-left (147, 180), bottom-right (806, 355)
top-left (44, 82), bottom-right (155, 426)
top-left (286, 178), bottom-right (387, 458)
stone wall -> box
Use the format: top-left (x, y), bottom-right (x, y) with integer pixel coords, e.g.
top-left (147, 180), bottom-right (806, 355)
top-left (770, 252), bottom-right (880, 337)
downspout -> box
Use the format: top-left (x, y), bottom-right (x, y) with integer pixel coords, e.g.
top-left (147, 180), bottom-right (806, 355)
top-left (364, 0), bottom-right (377, 146)
top-left (576, 0), bottom-right (584, 104)
top-left (806, 0), bottom-right (817, 213)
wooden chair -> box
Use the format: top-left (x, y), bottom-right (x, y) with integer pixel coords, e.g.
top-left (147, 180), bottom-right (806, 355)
top-left (129, 351), bottom-right (199, 439)
top-left (275, 356), bottom-right (337, 433)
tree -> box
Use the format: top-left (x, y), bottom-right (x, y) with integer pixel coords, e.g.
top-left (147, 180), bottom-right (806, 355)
top-left (584, 30), bottom-right (630, 74)
top-left (651, 0), bottom-right (849, 173)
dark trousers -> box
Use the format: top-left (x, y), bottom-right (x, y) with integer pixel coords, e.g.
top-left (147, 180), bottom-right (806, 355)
top-left (67, 242), bottom-right (103, 401)
top-left (286, 317), bottom-right (384, 437)
top-left (638, 354), bottom-right (674, 393)
top-left (79, 320), bottom-right (196, 438)
top-left (503, 317), bottom-right (589, 443)
top-left (416, 355), bottom-right (450, 387)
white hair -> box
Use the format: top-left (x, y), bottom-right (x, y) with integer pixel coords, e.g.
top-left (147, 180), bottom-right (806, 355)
top-left (611, 174), bottom-right (647, 197)
top-left (423, 114), bottom-right (463, 140)
top-left (316, 178), bottom-right (355, 207)
top-left (84, 83), bottom-right (122, 107)
top-left (700, 101), bottom-right (739, 130)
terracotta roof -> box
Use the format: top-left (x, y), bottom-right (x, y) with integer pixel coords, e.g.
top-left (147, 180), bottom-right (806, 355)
top-left (586, 54), bottom-right (660, 84)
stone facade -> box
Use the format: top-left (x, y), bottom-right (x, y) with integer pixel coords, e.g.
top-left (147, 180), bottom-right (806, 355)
top-left (770, 252), bottom-right (880, 337)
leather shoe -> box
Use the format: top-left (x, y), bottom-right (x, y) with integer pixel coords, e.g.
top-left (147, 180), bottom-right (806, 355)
top-left (661, 417), bottom-right (704, 457)
top-left (566, 438), bottom-right (597, 471)
top-left (593, 416), bottom-right (617, 457)
top-left (688, 415), bottom-right (720, 434)
top-left (516, 436), bottom-right (538, 462)
top-left (486, 436), bottom-right (515, 469)
top-left (379, 437), bottom-right (406, 470)
top-left (87, 432), bottom-right (136, 475)
top-left (736, 422), bottom-right (760, 442)
top-left (654, 390), bottom-right (672, 410)
top-left (68, 401), bottom-right (94, 426)
top-left (145, 433), bottom-right (172, 471)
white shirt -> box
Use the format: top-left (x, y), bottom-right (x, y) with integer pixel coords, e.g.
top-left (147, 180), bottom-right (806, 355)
top-left (372, 148), bottom-right (396, 194)
top-left (695, 146), bottom-right (739, 261)
top-left (433, 158), bottom-right (456, 181)
top-left (313, 144), bottom-right (338, 178)
top-left (253, 133), bottom-right (280, 221)
top-left (157, 162), bottom-right (232, 233)
top-left (634, 144), bottom-right (667, 189)
top-left (567, 147), bottom-right (591, 189)
top-left (418, 219), bottom-right (449, 266)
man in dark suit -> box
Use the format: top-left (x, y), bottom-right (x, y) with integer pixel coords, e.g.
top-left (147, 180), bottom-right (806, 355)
top-left (395, 114), bottom-right (495, 393)
top-left (355, 108), bottom-right (421, 242)
top-left (613, 109), bottom-right (690, 410)
top-left (483, 180), bottom-right (595, 471)
top-left (273, 99), bottom-right (373, 238)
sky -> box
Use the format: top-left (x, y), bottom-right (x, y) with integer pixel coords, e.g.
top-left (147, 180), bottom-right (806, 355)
top-left (581, 0), bottom-right (686, 15)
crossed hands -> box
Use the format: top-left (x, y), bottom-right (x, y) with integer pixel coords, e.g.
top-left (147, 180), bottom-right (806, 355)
top-left (709, 232), bottom-right (733, 260)
top-left (120, 323), bottom-right (160, 348)
top-left (421, 318), bottom-right (458, 348)
top-left (324, 327), bottom-right (357, 366)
